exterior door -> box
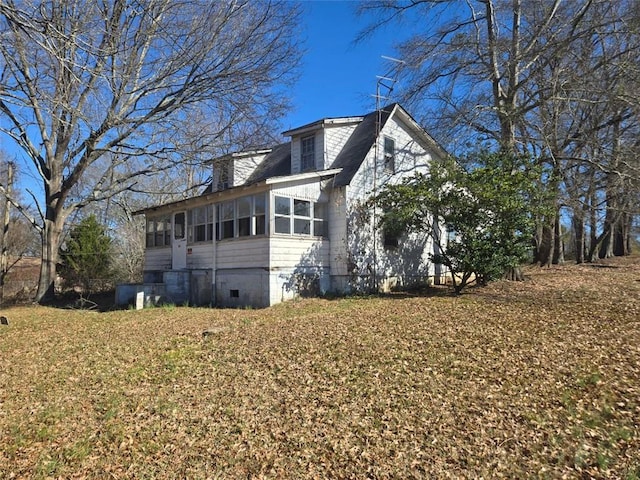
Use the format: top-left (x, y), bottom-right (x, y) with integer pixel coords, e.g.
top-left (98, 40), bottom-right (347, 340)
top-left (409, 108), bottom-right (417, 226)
top-left (172, 211), bottom-right (187, 269)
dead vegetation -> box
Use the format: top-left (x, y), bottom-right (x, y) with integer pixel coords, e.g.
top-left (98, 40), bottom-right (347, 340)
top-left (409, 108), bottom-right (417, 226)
top-left (1, 257), bottom-right (639, 479)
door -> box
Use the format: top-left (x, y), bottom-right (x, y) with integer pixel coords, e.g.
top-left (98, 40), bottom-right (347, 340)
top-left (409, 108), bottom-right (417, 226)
top-left (172, 211), bottom-right (187, 269)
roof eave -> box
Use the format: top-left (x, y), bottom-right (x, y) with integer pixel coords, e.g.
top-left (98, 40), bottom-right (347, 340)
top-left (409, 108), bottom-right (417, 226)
top-left (133, 168), bottom-right (343, 216)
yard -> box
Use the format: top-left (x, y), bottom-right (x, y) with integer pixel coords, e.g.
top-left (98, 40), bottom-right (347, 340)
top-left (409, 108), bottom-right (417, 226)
top-left (1, 258), bottom-right (639, 479)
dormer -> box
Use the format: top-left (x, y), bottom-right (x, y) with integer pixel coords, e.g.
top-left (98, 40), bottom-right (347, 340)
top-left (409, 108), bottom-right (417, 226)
top-left (210, 149), bottom-right (271, 192)
top-left (283, 116), bottom-right (362, 174)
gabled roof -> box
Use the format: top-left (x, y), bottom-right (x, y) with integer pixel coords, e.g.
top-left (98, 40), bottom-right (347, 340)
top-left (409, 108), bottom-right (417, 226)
top-left (137, 103), bottom-right (447, 215)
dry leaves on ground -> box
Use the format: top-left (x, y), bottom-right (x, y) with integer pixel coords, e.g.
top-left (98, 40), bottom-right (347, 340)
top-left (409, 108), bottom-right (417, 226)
top-left (0, 257), bottom-right (639, 479)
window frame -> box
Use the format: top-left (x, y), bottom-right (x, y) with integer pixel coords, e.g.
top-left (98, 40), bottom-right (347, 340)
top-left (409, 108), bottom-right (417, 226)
top-left (384, 136), bottom-right (395, 173)
top-left (301, 135), bottom-right (315, 172)
top-left (216, 194), bottom-right (268, 241)
top-left (146, 215), bottom-right (172, 248)
top-left (187, 205), bottom-right (214, 244)
top-left (273, 195), bottom-right (327, 238)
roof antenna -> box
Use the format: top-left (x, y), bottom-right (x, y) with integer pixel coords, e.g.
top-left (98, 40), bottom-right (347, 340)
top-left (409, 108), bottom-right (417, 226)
top-left (371, 55), bottom-right (404, 294)
top-left (373, 55), bottom-right (405, 111)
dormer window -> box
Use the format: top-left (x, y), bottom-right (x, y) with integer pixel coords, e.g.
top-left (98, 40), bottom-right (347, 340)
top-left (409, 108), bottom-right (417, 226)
top-left (217, 162), bottom-right (231, 190)
top-left (384, 136), bottom-right (395, 173)
top-left (301, 135), bottom-right (315, 172)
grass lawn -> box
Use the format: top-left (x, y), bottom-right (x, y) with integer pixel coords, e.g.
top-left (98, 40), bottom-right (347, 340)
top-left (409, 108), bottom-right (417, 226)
top-left (1, 257), bottom-right (639, 479)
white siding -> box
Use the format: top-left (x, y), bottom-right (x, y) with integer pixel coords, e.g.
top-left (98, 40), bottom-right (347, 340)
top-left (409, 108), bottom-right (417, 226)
top-left (216, 237), bottom-right (269, 269)
top-left (271, 181), bottom-right (324, 201)
top-left (343, 110), bottom-right (443, 290)
top-left (328, 187), bottom-right (348, 276)
top-left (324, 124), bottom-right (359, 169)
top-left (234, 154), bottom-right (267, 186)
top-left (144, 247), bottom-right (171, 271)
top-left (269, 237), bottom-right (329, 269)
top-left (186, 242), bottom-right (214, 269)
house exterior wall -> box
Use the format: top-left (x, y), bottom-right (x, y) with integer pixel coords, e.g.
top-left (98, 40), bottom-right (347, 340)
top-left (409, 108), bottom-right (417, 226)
top-left (341, 112), bottom-right (442, 292)
top-left (137, 106), bottom-right (444, 308)
top-left (268, 237), bottom-right (330, 306)
top-left (143, 247), bottom-right (171, 273)
top-left (323, 124), bottom-right (359, 169)
top-left (233, 154), bottom-right (267, 186)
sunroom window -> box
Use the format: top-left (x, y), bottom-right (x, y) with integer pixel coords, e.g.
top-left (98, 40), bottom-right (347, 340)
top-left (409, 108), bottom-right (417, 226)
top-left (219, 201), bottom-right (235, 239)
top-left (145, 216), bottom-right (171, 247)
top-left (216, 193), bottom-right (268, 240)
top-left (274, 196), bottom-right (291, 234)
top-left (188, 205), bottom-right (214, 243)
top-left (274, 196), bottom-right (327, 237)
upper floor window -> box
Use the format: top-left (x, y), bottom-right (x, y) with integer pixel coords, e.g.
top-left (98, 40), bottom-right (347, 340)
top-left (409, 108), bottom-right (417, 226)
top-left (384, 136), bottom-right (395, 172)
top-left (301, 135), bottom-right (315, 172)
top-left (145, 216), bottom-right (171, 248)
top-left (274, 195), bottom-right (327, 237)
top-left (217, 162), bottom-right (231, 190)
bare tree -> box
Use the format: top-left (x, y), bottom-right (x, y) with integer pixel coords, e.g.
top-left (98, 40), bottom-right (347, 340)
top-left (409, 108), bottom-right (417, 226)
top-left (360, 0), bottom-right (640, 266)
top-left (0, 0), bottom-right (301, 302)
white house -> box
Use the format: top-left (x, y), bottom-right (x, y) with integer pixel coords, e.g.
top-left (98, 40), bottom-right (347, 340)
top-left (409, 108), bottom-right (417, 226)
top-left (126, 104), bottom-right (448, 308)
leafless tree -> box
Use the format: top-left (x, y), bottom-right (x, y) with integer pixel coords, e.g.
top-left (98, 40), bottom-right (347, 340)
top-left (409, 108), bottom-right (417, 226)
top-left (360, 0), bottom-right (640, 265)
top-left (0, 0), bottom-right (301, 302)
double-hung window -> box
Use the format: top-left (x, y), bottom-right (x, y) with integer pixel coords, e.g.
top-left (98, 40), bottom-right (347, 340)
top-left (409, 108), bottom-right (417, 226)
top-left (274, 196), bottom-right (291, 234)
top-left (301, 135), bottom-right (315, 172)
top-left (254, 195), bottom-right (266, 235)
top-left (216, 162), bottom-right (232, 190)
top-left (237, 196), bottom-right (252, 237)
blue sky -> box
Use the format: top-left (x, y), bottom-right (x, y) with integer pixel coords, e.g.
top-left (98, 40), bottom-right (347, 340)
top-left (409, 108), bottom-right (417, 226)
top-left (282, 1), bottom-right (403, 131)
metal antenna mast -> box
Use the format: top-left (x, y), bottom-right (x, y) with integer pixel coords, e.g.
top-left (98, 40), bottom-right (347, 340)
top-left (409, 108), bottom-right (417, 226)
top-left (371, 55), bottom-right (404, 293)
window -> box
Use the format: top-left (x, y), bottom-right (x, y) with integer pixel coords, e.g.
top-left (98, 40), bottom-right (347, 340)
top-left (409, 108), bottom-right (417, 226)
top-left (187, 205), bottom-right (214, 243)
top-left (274, 195), bottom-right (291, 234)
top-left (219, 201), bottom-right (235, 239)
top-left (274, 196), bottom-right (327, 237)
top-left (254, 194), bottom-right (266, 235)
top-left (384, 136), bottom-right (395, 172)
top-left (301, 135), bottom-right (315, 172)
top-left (146, 216), bottom-right (171, 247)
top-left (217, 162), bottom-right (231, 190)
top-left (237, 196), bottom-right (252, 237)
top-left (174, 212), bottom-right (185, 240)
top-left (216, 194), bottom-right (268, 240)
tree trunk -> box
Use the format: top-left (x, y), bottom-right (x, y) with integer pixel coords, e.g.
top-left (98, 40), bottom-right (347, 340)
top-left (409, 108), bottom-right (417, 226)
top-left (552, 214), bottom-right (564, 264)
top-left (503, 267), bottom-right (524, 281)
top-left (35, 207), bottom-right (65, 303)
top-left (0, 162), bottom-right (13, 304)
top-left (535, 221), bottom-right (555, 267)
top-left (613, 212), bottom-right (631, 256)
top-left (573, 213), bottom-right (585, 264)
top-left (599, 207), bottom-right (616, 259)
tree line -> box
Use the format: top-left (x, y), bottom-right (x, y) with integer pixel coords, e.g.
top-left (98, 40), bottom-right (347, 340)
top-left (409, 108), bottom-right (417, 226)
top-left (364, 0), bottom-right (639, 266)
